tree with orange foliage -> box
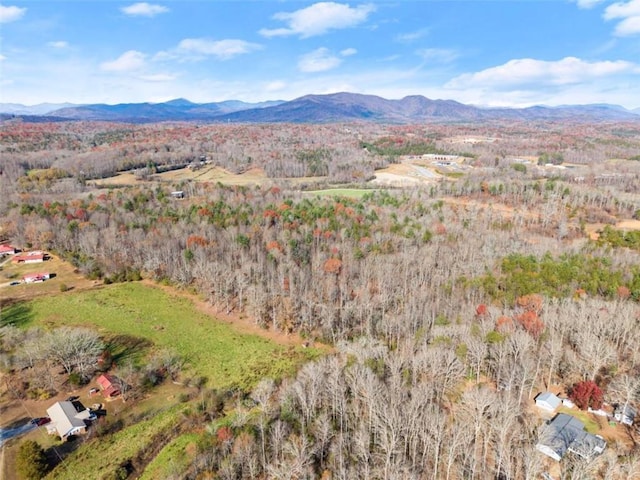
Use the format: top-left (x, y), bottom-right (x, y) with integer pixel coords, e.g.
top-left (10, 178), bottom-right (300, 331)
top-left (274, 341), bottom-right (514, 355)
top-left (323, 258), bottom-right (342, 275)
top-left (515, 310), bottom-right (545, 338)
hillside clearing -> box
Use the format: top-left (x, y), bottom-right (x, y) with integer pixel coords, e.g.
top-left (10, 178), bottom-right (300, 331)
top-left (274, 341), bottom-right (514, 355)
top-left (2, 282), bottom-right (316, 390)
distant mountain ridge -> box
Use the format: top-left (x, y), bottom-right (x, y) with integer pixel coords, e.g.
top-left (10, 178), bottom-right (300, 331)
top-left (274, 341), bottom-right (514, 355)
top-left (1, 93), bottom-right (638, 123)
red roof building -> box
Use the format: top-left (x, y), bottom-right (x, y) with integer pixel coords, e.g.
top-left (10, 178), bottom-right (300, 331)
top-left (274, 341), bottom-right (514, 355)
top-left (0, 244), bottom-right (16, 255)
top-left (13, 253), bottom-right (45, 263)
top-left (97, 374), bottom-right (121, 398)
top-left (23, 272), bottom-right (50, 283)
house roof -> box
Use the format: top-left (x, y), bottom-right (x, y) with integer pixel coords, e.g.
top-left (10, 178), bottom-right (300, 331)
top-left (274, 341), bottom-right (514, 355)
top-left (23, 272), bottom-right (49, 280)
top-left (535, 391), bottom-right (562, 410)
top-left (537, 413), bottom-right (584, 459)
top-left (13, 253), bottom-right (44, 262)
top-left (0, 245), bottom-right (15, 253)
top-left (97, 374), bottom-right (115, 389)
top-left (569, 431), bottom-right (606, 460)
top-left (615, 404), bottom-right (636, 416)
top-left (97, 373), bottom-right (121, 397)
top-left (46, 401), bottom-right (90, 438)
top-left (537, 413), bottom-right (606, 461)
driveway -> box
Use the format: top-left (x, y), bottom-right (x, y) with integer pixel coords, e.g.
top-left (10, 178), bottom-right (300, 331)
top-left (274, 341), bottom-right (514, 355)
top-left (0, 422), bottom-right (37, 447)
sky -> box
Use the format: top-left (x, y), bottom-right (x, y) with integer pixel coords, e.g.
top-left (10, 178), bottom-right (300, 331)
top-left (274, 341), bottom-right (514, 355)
top-left (1, 0), bottom-right (639, 108)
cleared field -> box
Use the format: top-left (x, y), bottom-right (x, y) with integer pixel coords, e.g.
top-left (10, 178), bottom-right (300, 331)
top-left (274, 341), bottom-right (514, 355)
top-left (159, 166), bottom-right (269, 185)
top-left (2, 282), bottom-right (314, 390)
top-left (0, 254), bottom-right (94, 301)
top-left (139, 432), bottom-right (199, 480)
top-left (307, 188), bottom-right (376, 198)
top-left (46, 404), bottom-right (189, 480)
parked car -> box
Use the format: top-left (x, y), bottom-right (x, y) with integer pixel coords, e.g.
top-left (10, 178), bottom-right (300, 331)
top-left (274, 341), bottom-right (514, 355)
top-left (30, 417), bottom-right (51, 426)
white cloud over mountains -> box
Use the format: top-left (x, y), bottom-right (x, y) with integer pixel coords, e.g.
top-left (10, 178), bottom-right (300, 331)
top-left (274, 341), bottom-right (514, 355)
top-left (174, 38), bottom-right (262, 60)
top-left (298, 47), bottom-right (358, 72)
top-left (260, 2), bottom-right (375, 38)
top-left (298, 48), bottom-right (343, 72)
top-left (100, 50), bottom-right (147, 72)
top-left (447, 56), bottom-right (639, 89)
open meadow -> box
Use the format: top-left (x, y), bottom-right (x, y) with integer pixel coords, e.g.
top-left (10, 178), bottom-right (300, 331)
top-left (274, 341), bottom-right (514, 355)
top-left (2, 281), bottom-right (316, 389)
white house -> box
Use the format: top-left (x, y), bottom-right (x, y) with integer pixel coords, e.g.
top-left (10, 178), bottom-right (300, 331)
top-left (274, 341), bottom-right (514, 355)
top-left (46, 401), bottom-right (92, 440)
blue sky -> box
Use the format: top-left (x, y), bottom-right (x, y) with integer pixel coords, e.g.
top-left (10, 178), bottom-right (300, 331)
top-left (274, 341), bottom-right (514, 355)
top-left (1, 1), bottom-right (639, 108)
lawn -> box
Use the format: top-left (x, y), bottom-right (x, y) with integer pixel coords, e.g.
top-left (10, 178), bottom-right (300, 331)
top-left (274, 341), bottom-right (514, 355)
top-left (557, 406), bottom-right (600, 434)
top-left (2, 281), bottom-right (314, 390)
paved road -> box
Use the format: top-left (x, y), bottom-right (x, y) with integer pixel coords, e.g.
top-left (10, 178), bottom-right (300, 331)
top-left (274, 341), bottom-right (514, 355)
top-left (0, 422), bottom-right (36, 447)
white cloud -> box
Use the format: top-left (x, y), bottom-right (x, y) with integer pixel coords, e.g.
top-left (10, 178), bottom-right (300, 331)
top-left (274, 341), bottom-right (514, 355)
top-left (417, 48), bottom-right (459, 64)
top-left (47, 41), bottom-right (69, 49)
top-left (0, 4), bottom-right (26, 23)
top-left (446, 57), bottom-right (639, 89)
top-left (298, 47), bottom-right (343, 72)
top-left (0, 54), bottom-right (6, 61)
top-left (138, 73), bottom-right (175, 82)
top-left (121, 2), bottom-right (169, 17)
top-left (395, 28), bottom-right (429, 43)
top-left (265, 80), bottom-right (287, 92)
top-left (173, 38), bottom-right (262, 60)
top-left (604, 0), bottom-right (640, 36)
top-left (260, 2), bottom-right (375, 38)
top-left (574, 0), bottom-right (606, 9)
top-left (604, 0), bottom-right (640, 18)
top-left (340, 48), bottom-right (357, 57)
top-left (100, 50), bottom-right (147, 72)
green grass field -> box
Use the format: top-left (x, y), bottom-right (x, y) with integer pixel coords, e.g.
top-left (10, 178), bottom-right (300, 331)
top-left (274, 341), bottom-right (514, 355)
top-left (3, 282), bottom-right (315, 390)
top-left (46, 404), bottom-right (189, 480)
top-left (139, 432), bottom-right (199, 480)
top-left (307, 188), bottom-right (375, 198)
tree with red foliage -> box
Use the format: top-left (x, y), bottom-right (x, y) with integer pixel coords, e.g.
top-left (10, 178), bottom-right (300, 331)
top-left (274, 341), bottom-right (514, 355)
top-left (569, 380), bottom-right (604, 410)
top-left (515, 310), bottom-right (545, 338)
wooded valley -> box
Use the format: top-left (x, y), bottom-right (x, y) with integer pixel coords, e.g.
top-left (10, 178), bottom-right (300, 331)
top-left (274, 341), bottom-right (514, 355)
top-left (1, 119), bottom-right (640, 479)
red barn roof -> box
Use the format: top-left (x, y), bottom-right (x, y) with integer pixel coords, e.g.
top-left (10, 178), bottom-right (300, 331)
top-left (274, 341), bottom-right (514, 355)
top-left (97, 374), bottom-right (121, 398)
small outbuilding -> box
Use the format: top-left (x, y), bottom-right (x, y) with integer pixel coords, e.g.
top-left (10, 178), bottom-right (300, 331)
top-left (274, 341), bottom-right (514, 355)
top-left (535, 392), bottom-right (562, 412)
top-left (97, 374), bottom-right (121, 398)
top-left (614, 404), bottom-right (636, 426)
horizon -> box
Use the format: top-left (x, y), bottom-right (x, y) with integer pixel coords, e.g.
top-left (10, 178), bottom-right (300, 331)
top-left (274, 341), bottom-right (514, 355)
top-left (1, 1), bottom-right (640, 109)
top-left (2, 92), bottom-right (639, 112)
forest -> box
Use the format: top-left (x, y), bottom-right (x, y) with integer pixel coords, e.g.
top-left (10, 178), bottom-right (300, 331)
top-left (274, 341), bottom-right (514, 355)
top-left (1, 118), bottom-right (640, 480)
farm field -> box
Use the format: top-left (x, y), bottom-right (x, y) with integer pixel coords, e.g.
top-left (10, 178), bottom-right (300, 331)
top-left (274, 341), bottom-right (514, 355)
top-left (2, 281), bottom-right (317, 389)
top-left (307, 187), bottom-right (376, 198)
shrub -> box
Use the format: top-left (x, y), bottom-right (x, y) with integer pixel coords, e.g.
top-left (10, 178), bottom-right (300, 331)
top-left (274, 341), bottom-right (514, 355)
top-left (16, 440), bottom-right (49, 479)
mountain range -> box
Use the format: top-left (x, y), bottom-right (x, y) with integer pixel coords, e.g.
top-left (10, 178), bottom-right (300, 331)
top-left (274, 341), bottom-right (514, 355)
top-left (1, 93), bottom-right (639, 124)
